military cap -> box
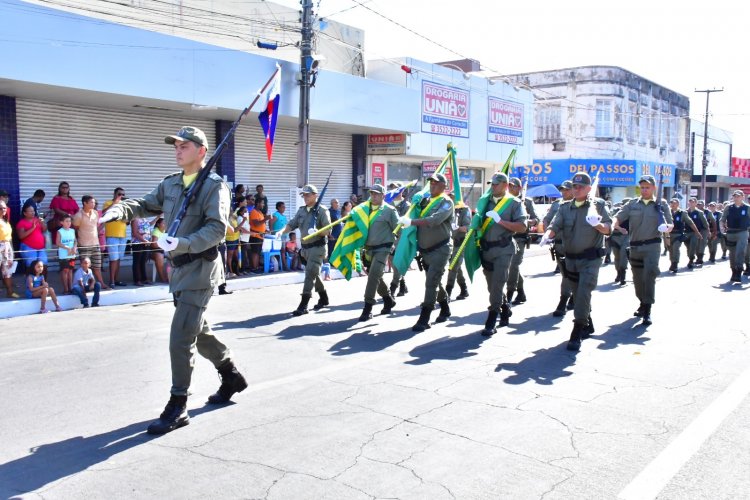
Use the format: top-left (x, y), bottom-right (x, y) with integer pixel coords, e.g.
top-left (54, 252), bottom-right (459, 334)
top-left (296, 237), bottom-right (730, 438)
top-left (733, 189), bottom-right (744, 197)
top-left (708, 201), bottom-right (717, 206)
top-left (300, 184), bottom-right (318, 195)
top-left (165, 126), bottom-right (208, 148)
top-left (489, 172), bottom-right (509, 185)
top-left (428, 173), bottom-right (448, 184)
top-left (559, 180), bottom-right (573, 190)
top-left (508, 177), bottom-right (522, 187)
top-left (367, 184), bottom-right (386, 194)
top-left (638, 175), bottom-right (656, 185)
top-left (387, 181), bottom-right (401, 189)
top-left (571, 172), bottom-right (591, 186)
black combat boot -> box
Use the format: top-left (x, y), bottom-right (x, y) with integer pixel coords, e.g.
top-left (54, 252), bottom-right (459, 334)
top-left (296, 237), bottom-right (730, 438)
top-left (358, 303), bottom-right (373, 322)
top-left (435, 300), bottom-right (452, 323)
top-left (696, 254), bottom-right (704, 267)
top-left (633, 302), bottom-right (645, 317)
top-left (552, 296), bottom-right (568, 317)
top-left (456, 285), bottom-right (469, 300)
top-left (506, 289), bottom-right (515, 304)
top-left (481, 310), bottom-right (499, 336)
top-left (147, 395), bottom-right (189, 435)
top-left (397, 278), bottom-right (408, 297)
top-left (618, 269), bottom-right (626, 285)
top-left (583, 316), bottom-right (595, 338)
top-left (313, 290), bottom-right (330, 310)
top-left (566, 296), bottom-right (575, 310)
top-left (292, 293), bottom-right (311, 316)
top-left (709, 251), bottom-right (716, 263)
top-left (641, 304), bottom-right (652, 326)
top-left (381, 294), bottom-right (396, 314)
top-left (669, 262), bottom-right (678, 273)
top-left (412, 306), bottom-right (432, 332)
top-left (207, 361), bottom-right (248, 404)
top-left (731, 267), bottom-right (742, 283)
top-left (687, 258), bottom-right (694, 269)
top-left (389, 281), bottom-right (398, 296)
top-left (566, 322), bottom-right (585, 351)
top-left (498, 302), bottom-right (512, 327)
top-left (445, 285), bottom-right (454, 300)
top-left (218, 283), bottom-right (233, 295)
top-left (512, 286), bottom-right (526, 304)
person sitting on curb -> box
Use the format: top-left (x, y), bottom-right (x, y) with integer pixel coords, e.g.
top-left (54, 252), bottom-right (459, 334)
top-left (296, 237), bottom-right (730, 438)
top-left (72, 256), bottom-right (101, 308)
top-left (26, 259), bottom-right (62, 313)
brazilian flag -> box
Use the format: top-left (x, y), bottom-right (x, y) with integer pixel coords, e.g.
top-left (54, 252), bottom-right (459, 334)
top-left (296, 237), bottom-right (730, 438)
top-left (330, 202), bottom-right (382, 280)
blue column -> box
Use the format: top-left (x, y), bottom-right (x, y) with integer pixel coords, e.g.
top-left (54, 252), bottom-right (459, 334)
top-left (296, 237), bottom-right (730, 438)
top-left (0, 95), bottom-right (20, 224)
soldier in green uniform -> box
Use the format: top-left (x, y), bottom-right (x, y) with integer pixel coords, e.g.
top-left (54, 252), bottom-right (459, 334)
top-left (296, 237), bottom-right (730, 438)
top-left (478, 173), bottom-right (527, 336)
top-left (720, 190), bottom-right (750, 282)
top-left (389, 182), bottom-right (411, 297)
top-left (612, 175), bottom-right (673, 326)
top-left (542, 180), bottom-right (574, 316)
top-left (100, 126), bottom-right (247, 435)
top-left (506, 177), bottom-right (538, 304)
top-left (398, 173), bottom-right (454, 332)
top-left (668, 198), bottom-right (700, 273)
top-left (609, 198), bottom-right (630, 285)
top-left (276, 184), bottom-right (332, 315)
top-left (545, 172), bottom-right (611, 351)
top-left (445, 195), bottom-right (472, 300)
top-left (707, 201), bottom-right (723, 263)
top-left (358, 184), bottom-right (399, 321)
top-left (686, 197), bottom-right (709, 268)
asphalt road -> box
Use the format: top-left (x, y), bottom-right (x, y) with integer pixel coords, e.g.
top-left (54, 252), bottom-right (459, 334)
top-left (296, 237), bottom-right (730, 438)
top-left (2, 249), bottom-right (749, 499)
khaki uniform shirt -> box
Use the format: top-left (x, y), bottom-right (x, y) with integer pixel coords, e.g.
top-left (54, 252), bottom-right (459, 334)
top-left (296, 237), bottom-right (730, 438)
top-left (483, 196), bottom-right (527, 243)
top-left (687, 208), bottom-right (709, 232)
top-left (416, 195), bottom-right (454, 249)
top-left (451, 206), bottom-right (472, 241)
top-left (550, 199), bottom-right (611, 254)
top-left (286, 204), bottom-right (332, 244)
top-left (614, 197), bottom-right (673, 242)
top-left (365, 203), bottom-right (398, 249)
top-left (112, 170), bottom-right (230, 292)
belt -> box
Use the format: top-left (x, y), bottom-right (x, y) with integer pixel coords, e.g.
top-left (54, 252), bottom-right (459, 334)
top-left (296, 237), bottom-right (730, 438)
top-left (419, 238), bottom-right (450, 254)
top-left (365, 242), bottom-right (392, 251)
top-left (630, 237), bottom-right (661, 247)
top-left (513, 233), bottom-right (530, 240)
top-left (301, 238), bottom-right (326, 249)
top-left (480, 236), bottom-right (512, 250)
top-left (171, 245), bottom-right (219, 268)
top-left (726, 228), bottom-right (749, 234)
top-left (565, 247), bottom-right (605, 260)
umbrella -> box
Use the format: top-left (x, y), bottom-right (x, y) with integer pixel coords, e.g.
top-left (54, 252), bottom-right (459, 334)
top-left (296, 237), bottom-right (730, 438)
top-left (526, 183), bottom-right (562, 198)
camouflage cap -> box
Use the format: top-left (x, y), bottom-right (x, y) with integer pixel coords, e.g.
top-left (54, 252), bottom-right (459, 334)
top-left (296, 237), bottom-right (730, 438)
top-left (165, 126), bottom-right (208, 148)
top-left (489, 172), bottom-right (509, 185)
top-left (571, 172), bottom-right (591, 186)
top-left (639, 175), bottom-right (656, 185)
top-left (368, 184), bottom-right (386, 194)
top-left (508, 177), bottom-right (522, 187)
top-left (428, 173), bottom-right (448, 184)
top-left (559, 180), bottom-right (573, 190)
top-left (300, 184), bottom-right (318, 195)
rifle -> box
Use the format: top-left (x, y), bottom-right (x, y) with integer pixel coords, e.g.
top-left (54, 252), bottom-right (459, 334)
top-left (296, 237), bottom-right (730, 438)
top-left (307, 170), bottom-right (333, 233)
top-left (168, 66), bottom-right (281, 238)
top-left (521, 176), bottom-right (531, 249)
top-left (586, 170), bottom-right (601, 220)
top-left (655, 169), bottom-right (666, 225)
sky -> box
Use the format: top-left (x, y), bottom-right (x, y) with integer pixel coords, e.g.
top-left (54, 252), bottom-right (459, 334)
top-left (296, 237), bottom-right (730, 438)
top-left (276, 0), bottom-right (750, 157)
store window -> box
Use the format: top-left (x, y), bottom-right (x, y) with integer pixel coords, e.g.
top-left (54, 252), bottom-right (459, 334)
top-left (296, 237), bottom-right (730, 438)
top-left (595, 99), bottom-right (611, 138)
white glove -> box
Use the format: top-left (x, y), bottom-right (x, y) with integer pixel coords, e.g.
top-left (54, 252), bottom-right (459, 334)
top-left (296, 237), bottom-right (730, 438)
top-left (538, 230), bottom-right (554, 247)
top-left (451, 222), bottom-right (459, 231)
top-left (398, 216), bottom-right (412, 227)
top-left (307, 228), bottom-right (317, 235)
top-left (485, 211), bottom-right (501, 224)
top-left (585, 214), bottom-right (602, 227)
top-left (274, 230), bottom-right (284, 240)
top-left (658, 223), bottom-right (669, 233)
top-left (156, 235), bottom-right (179, 252)
top-left (99, 211), bottom-right (118, 224)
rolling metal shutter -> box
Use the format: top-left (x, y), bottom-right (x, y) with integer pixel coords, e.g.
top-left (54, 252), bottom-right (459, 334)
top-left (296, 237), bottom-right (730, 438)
top-left (234, 122), bottom-right (353, 213)
top-left (15, 99), bottom-right (215, 208)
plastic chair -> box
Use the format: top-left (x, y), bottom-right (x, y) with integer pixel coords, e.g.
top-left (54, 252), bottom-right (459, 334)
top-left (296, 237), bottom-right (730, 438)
top-left (263, 249), bottom-right (281, 273)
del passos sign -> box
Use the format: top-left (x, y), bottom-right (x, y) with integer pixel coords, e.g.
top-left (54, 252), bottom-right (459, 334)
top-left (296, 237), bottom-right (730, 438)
top-left (421, 81), bottom-right (469, 138)
top-left (487, 97), bottom-right (524, 145)
top-left (516, 159), bottom-right (673, 187)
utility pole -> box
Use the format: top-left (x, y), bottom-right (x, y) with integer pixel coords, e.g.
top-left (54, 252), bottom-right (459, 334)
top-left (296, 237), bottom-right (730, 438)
top-left (297, 0), bottom-right (314, 187)
top-left (695, 88), bottom-right (723, 200)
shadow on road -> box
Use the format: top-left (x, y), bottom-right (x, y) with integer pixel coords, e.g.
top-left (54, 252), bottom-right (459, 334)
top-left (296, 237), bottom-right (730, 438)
top-left (595, 317), bottom-right (650, 350)
top-left (405, 331), bottom-right (490, 365)
top-left (328, 325), bottom-right (420, 356)
top-left (494, 343), bottom-right (576, 385)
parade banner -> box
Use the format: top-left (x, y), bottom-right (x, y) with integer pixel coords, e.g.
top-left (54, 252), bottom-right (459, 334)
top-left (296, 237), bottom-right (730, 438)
top-left (421, 81), bottom-right (469, 138)
top-left (487, 97), bottom-right (524, 145)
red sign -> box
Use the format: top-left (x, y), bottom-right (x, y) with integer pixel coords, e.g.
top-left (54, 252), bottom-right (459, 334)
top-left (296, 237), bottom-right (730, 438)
top-left (371, 162), bottom-right (386, 186)
top-left (367, 134), bottom-right (406, 155)
top-left (421, 160), bottom-right (454, 193)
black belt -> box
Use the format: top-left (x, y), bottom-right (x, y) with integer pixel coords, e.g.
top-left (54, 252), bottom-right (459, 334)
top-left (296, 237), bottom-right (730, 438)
top-left (630, 237), bottom-right (661, 247)
top-left (365, 242), bottom-right (392, 251)
top-left (419, 238), bottom-right (450, 254)
top-left (726, 228), bottom-right (749, 234)
top-left (565, 247), bottom-right (605, 260)
top-left (480, 236), bottom-right (512, 250)
top-left (171, 245), bottom-right (219, 268)
top-left (301, 238), bottom-right (326, 249)
top-left (513, 233), bottom-right (529, 240)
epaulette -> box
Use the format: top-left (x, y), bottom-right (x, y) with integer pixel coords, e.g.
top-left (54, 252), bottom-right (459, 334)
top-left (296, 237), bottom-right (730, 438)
top-left (163, 171), bottom-right (182, 180)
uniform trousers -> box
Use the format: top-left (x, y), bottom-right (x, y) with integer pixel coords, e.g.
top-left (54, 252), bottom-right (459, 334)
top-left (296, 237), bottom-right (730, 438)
top-left (669, 235), bottom-right (686, 264)
top-left (564, 256), bottom-right (601, 324)
top-left (554, 244), bottom-right (573, 299)
top-left (609, 233), bottom-right (630, 272)
top-left (363, 249), bottom-right (391, 304)
top-left (300, 245), bottom-right (327, 295)
top-left (507, 236), bottom-right (527, 292)
top-left (481, 242), bottom-right (516, 312)
top-left (725, 230), bottom-right (748, 269)
top-left (628, 242), bottom-right (661, 306)
top-left (446, 238), bottom-right (467, 290)
top-left (420, 245), bottom-right (450, 308)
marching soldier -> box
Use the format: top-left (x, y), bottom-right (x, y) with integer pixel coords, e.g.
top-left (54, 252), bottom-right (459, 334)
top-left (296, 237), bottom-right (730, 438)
top-left (276, 184), bottom-right (332, 315)
top-left (686, 197), bottom-right (709, 268)
top-left (398, 173), bottom-right (454, 332)
top-left (609, 198), bottom-right (631, 285)
top-left (707, 201), bottom-right (725, 262)
top-left (612, 175), bottom-right (673, 326)
top-left (721, 190), bottom-right (750, 283)
top-left (389, 182), bottom-right (411, 297)
top-left (445, 193), bottom-right (472, 300)
top-left (541, 180), bottom-right (574, 316)
top-left (478, 173), bottom-right (527, 336)
top-left (545, 172), bottom-right (611, 351)
top-left (506, 177), bottom-right (538, 304)
top-left (668, 198), bottom-right (700, 273)
top-left (698, 200), bottom-right (718, 263)
top-left (358, 184), bottom-right (399, 321)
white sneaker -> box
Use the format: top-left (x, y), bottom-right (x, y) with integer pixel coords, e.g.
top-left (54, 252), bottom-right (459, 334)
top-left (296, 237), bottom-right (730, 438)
top-left (226, 272), bottom-right (236, 278)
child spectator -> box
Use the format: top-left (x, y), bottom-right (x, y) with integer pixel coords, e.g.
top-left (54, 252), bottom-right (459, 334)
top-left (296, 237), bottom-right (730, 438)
top-left (26, 259), bottom-right (62, 313)
top-left (55, 214), bottom-right (77, 294)
top-left (286, 232), bottom-right (302, 271)
top-left (0, 200), bottom-right (20, 298)
top-left (72, 256), bottom-right (101, 307)
top-left (150, 217), bottom-right (169, 283)
top-left (225, 212), bottom-right (241, 277)
top-left (236, 206), bottom-right (251, 275)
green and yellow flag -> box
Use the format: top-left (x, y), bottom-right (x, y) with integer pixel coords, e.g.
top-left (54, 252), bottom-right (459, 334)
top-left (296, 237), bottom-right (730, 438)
top-left (330, 202), bottom-right (383, 280)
